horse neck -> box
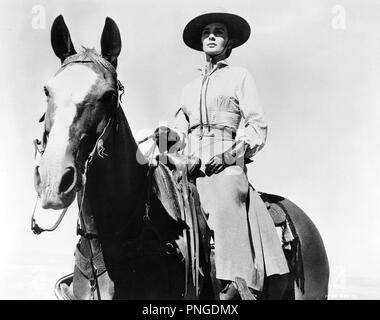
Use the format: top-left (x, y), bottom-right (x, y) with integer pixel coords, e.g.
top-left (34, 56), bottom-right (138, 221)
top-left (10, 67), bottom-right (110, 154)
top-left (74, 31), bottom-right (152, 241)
top-left (81, 107), bottom-right (149, 243)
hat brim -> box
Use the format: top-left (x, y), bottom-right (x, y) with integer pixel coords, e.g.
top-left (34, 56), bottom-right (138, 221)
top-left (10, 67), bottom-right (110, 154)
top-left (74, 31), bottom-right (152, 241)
top-left (183, 12), bottom-right (251, 51)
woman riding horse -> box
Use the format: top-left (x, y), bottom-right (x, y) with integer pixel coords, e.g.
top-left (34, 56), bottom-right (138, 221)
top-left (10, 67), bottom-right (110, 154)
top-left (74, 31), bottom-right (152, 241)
top-left (155, 8), bottom-right (289, 299)
top-left (34, 13), bottom-right (329, 300)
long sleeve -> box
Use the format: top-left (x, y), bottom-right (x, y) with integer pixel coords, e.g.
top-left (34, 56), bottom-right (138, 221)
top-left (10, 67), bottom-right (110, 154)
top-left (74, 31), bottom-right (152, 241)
top-left (235, 70), bottom-right (268, 159)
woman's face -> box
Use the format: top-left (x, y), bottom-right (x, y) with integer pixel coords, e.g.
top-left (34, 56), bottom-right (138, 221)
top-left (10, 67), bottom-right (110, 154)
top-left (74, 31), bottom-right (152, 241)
top-left (201, 22), bottom-right (229, 56)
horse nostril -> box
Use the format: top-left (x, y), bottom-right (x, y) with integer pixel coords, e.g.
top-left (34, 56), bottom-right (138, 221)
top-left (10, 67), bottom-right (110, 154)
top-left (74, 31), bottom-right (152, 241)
top-left (58, 166), bottom-right (77, 195)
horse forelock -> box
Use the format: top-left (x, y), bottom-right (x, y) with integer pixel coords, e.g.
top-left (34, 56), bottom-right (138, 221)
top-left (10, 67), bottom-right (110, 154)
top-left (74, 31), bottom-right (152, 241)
top-left (59, 47), bottom-right (117, 81)
top-left (46, 47), bottom-right (118, 120)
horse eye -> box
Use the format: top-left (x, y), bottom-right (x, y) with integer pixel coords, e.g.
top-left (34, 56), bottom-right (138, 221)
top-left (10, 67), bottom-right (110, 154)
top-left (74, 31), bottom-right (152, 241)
top-left (100, 91), bottom-right (117, 104)
top-left (43, 87), bottom-right (50, 97)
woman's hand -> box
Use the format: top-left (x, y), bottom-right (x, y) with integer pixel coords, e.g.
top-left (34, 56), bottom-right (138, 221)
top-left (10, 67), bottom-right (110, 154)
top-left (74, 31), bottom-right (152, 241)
top-left (205, 151), bottom-right (235, 176)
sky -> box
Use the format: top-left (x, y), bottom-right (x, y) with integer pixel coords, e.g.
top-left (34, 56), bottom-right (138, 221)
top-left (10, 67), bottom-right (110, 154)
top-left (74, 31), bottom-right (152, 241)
top-left (0, 0), bottom-right (379, 299)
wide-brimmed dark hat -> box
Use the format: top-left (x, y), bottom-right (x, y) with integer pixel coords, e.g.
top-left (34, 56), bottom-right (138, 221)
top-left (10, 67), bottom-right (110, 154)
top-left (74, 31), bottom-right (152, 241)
top-left (183, 8), bottom-right (251, 51)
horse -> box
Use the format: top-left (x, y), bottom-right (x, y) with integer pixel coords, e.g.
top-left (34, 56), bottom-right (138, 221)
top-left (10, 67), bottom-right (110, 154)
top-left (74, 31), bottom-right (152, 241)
top-left (33, 15), bottom-right (329, 300)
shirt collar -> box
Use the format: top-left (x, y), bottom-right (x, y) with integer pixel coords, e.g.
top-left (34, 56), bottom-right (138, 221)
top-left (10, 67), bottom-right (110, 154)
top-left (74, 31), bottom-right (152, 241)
top-left (197, 60), bottom-right (229, 76)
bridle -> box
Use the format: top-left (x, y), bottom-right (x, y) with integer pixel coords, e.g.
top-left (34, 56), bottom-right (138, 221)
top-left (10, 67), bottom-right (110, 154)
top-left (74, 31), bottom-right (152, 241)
top-left (31, 78), bottom-right (155, 237)
top-left (31, 51), bottom-right (125, 235)
top-left (31, 52), bottom-right (161, 300)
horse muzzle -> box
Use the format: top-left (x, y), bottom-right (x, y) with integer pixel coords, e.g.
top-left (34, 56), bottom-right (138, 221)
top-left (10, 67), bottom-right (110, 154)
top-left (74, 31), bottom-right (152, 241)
top-left (34, 164), bottom-right (80, 209)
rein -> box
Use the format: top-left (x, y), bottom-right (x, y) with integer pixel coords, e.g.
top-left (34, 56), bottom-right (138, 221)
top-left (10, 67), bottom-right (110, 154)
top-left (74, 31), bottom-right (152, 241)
top-left (31, 139), bottom-right (68, 234)
top-left (31, 201), bottom-right (68, 234)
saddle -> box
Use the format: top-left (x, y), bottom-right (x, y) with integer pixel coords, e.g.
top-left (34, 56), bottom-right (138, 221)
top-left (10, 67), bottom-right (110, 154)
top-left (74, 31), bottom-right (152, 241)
top-left (156, 153), bottom-right (201, 182)
top-left (152, 154), bottom-right (210, 297)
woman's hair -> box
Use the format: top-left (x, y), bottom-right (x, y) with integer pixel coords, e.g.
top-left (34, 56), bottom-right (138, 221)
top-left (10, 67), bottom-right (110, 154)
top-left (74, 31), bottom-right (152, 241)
top-left (224, 24), bottom-right (234, 59)
top-left (225, 47), bottom-right (232, 59)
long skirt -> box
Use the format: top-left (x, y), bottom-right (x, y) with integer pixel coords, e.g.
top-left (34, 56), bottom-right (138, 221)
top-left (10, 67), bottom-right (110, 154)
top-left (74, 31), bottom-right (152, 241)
top-left (187, 134), bottom-right (289, 290)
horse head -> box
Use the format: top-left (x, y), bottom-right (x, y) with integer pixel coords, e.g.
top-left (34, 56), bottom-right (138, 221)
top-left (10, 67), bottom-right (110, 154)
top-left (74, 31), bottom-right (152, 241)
top-left (34, 15), bottom-right (122, 210)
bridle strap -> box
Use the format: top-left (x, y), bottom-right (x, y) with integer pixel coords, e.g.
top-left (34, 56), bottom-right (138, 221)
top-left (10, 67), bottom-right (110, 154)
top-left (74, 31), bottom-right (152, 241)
top-left (31, 197), bottom-right (68, 234)
top-left (30, 105), bottom-right (115, 236)
top-left (76, 156), bottom-right (102, 300)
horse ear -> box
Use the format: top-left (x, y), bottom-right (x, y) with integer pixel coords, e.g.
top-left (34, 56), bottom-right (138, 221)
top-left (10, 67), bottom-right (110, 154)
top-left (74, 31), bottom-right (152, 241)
top-left (101, 17), bottom-right (121, 69)
top-left (51, 15), bottom-right (76, 63)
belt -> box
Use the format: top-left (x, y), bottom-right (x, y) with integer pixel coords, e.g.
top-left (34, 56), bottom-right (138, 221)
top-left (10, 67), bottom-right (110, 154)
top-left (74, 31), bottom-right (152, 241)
top-left (188, 124), bottom-right (236, 139)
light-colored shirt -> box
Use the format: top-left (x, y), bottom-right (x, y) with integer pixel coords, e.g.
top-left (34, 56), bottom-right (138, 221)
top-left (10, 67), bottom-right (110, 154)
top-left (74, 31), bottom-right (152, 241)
top-left (173, 60), bottom-right (267, 161)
